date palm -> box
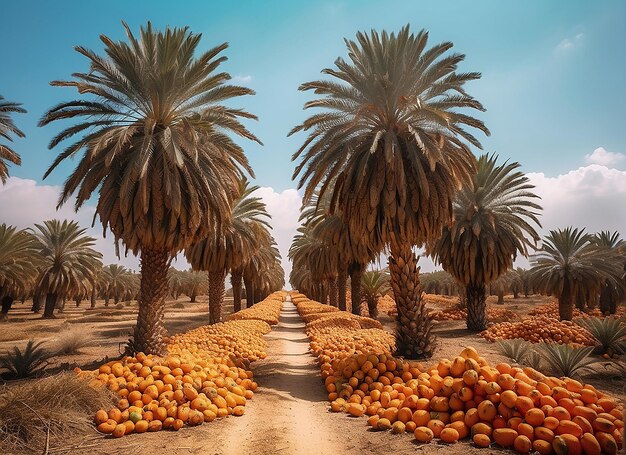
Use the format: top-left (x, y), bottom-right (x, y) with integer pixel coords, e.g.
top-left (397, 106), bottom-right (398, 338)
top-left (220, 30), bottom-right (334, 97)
top-left (0, 96), bottom-right (26, 183)
top-left (430, 154), bottom-right (541, 330)
top-left (186, 179), bottom-right (270, 323)
top-left (244, 234), bottom-right (282, 305)
top-left (361, 269), bottom-right (390, 319)
top-left (32, 220), bottom-right (102, 318)
top-left (183, 270), bottom-right (208, 303)
top-left (39, 23), bottom-right (258, 353)
top-left (0, 224), bottom-right (38, 320)
top-left (101, 264), bottom-right (133, 304)
top-left (593, 231), bottom-right (625, 314)
top-left (291, 26), bottom-right (489, 358)
top-left (530, 227), bottom-right (623, 320)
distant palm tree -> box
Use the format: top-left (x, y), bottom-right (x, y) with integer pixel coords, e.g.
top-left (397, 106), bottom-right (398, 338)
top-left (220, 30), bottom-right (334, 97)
top-left (40, 23), bottom-right (259, 353)
top-left (430, 155), bottom-right (541, 330)
top-left (183, 270), bottom-right (208, 303)
top-left (0, 224), bottom-right (38, 319)
top-left (32, 220), bottom-right (102, 318)
top-left (361, 270), bottom-right (390, 319)
top-left (186, 179), bottom-right (271, 323)
top-left (593, 231), bottom-right (625, 314)
top-left (291, 26), bottom-right (489, 358)
top-left (101, 264), bottom-right (133, 304)
top-left (0, 95), bottom-right (26, 183)
top-left (530, 227), bottom-right (623, 320)
top-left (243, 233), bottom-right (282, 304)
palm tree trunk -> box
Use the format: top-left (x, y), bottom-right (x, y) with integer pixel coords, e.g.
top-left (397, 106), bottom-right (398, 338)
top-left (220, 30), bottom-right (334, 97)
top-left (43, 293), bottom-right (58, 318)
top-left (132, 248), bottom-right (169, 355)
top-left (558, 280), bottom-right (574, 321)
top-left (244, 275), bottom-right (254, 306)
top-left (497, 289), bottom-right (504, 305)
top-left (75, 297), bottom-right (81, 307)
top-left (232, 271), bottom-right (243, 312)
top-left (328, 277), bottom-right (338, 307)
top-left (466, 283), bottom-right (488, 331)
top-left (350, 263), bottom-right (364, 315)
top-left (337, 269), bottom-right (347, 311)
top-left (208, 269), bottom-right (225, 324)
top-left (367, 296), bottom-right (378, 319)
top-left (1, 294), bottom-right (13, 321)
top-left (388, 240), bottom-right (435, 359)
top-left (190, 292), bottom-right (197, 303)
top-left (90, 286), bottom-right (97, 308)
top-left (32, 293), bottom-right (43, 313)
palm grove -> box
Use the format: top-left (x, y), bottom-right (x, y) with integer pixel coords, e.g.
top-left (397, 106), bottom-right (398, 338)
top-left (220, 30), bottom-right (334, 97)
top-left (0, 24), bottom-right (624, 358)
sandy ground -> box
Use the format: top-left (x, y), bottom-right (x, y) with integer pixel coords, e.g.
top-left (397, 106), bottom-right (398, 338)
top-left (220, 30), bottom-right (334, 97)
top-left (1, 295), bottom-right (624, 454)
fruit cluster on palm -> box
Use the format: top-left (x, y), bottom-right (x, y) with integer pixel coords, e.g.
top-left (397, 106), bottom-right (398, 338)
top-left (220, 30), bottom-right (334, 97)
top-left (429, 154), bottom-right (542, 331)
top-left (529, 228), bottom-right (625, 320)
top-left (39, 23), bottom-right (283, 354)
top-left (290, 26), bottom-right (489, 358)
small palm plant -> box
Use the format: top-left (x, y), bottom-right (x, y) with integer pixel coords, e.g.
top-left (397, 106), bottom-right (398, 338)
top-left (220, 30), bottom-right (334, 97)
top-left (495, 339), bottom-right (533, 364)
top-left (0, 340), bottom-right (53, 379)
top-left (360, 270), bottom-right (390, 319)
top-left (538, 343), bottom-right (596, 378)
top-left (575, 317), bottom-right (626, 355)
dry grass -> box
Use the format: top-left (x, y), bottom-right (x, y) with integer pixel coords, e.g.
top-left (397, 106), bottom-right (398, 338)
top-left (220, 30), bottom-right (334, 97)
top-left (52, 327), bottom-right (94, 355)
top-left (0, 372), bottom-right (116, 453)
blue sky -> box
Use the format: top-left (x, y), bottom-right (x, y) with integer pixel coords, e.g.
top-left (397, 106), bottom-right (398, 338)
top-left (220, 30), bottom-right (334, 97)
top-left (2, 0), bottom-right (625, 191)
top-left (2, 1), bottom-right (626, 275)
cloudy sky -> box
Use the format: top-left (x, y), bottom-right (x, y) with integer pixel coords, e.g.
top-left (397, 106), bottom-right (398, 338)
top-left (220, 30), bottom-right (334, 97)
top-left (1, 1), bottom-right (625, 279)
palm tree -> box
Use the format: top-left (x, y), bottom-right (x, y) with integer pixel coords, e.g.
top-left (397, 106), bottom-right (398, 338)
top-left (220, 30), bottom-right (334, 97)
top-left (183, 270), bottom-right (208, 303)
top-left (101, 264), bottom-right (133, 304)
top-left (32, 220), bottom-right (102, 318)
top-left (245, 235), bottom-right (282, 304)
top-left (291, 26), bottom-right (489, 358)
top-left (0, 224), bottom-right (38, 320)
top-left (530, 227), bottom-right (623, 320)
top-left (360, 269), bottom-right (390, 319)
top-left (430, 155), bottom-right (541, 330)
top-left (593, 231), bottom-right (625, 314)
top-left (186, 179), bottom-right (270, 323)
top-left (0, 96), bottom-right (26, 183)
top-left (39, 23), bottom-right (259, 354)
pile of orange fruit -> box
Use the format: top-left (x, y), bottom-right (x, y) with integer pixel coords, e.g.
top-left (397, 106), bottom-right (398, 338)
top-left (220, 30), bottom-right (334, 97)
top-left (228, 292), bottom-right (285, 325)
top-left (480, 316), bottom-right (596, 346)
top-left (431, 307), bottom-right (519, 322)
top-left (530, 303), bottom-right (625, 320)
top-left (81, 291), bottom-right (285, 438)
top-left (291, 292), bottom-right (624, 454)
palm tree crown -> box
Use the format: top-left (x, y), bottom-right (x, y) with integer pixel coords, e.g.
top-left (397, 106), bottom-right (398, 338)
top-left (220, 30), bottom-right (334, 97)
top-left (530, 227), bottom-right (623, 320)
top-left (291, 25), bottom-right (489, 248)
top-left (431, 154), bottom-right (542, 286)
top-left (0, 95), bottom-right (26, 183)
top-left (40, 22), bottom-right (260, 254)
top-left (0, 224), bottom-right (38, 297)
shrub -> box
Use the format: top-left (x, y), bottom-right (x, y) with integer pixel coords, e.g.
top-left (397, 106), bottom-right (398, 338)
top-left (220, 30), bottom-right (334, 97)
top-left (538, 342), bottom-right (596, 378)
top-left (0, 340), bottom-right (53, 379)
top-left (495, 339), bottom-right (531, 363)
top-left (53, 329), bottom-right (94, 355)
top-left (574, 317), bottom-right (626, 355)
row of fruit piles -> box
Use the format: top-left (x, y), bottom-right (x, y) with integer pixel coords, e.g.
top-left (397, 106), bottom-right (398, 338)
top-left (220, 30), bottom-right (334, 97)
top-left (480, 316), bottom-right (596, 346)
top-left (377, 294), bottom-right (518, 323)
top-left (529, 303), bottom-right (626, 319)
top-left (83, 291), bottom-right (287, 438)
top-left (291, 292), bottom-right (624, 454)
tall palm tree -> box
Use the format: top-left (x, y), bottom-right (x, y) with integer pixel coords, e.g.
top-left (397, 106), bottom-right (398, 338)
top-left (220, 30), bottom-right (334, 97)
top-left (593, 231), bottom-right (625, 314)
top-left (245, 235), bottom-right (282, 304)
top-left (32, 220), bottom-right (102, 318)
top-left (39, 23), bottom-right (259, 354)
top-left (0, 96), bottom-right (26, 183)
top-left (185, 179), bottom-right (270, 323)
top-left (183, 270), bottom-right (208, 303)
top-left (0, 224), bottom-right (38, 319)
top-left (430, 155), bottom-right (541, 330)
top-left (291, 26), bottom-right (489, 358)
top-left (360, 269), bottom-right (390, 319)
top-left (530, 227), bottom-right (623, 320)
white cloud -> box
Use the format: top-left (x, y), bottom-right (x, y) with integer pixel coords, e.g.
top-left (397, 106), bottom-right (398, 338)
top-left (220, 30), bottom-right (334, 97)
top-left (0, 177), bottom-right (142, 272)
top-left (255, 186), bottom-right (302, 281)
top-left (232, 75), bottom-right (252, 84)
top-left (584, 147), bottom-right (625, 167)
top-left (527, 164), bottom-right (626, 235)
top-left (555, 32), bottom-right (584, 53)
